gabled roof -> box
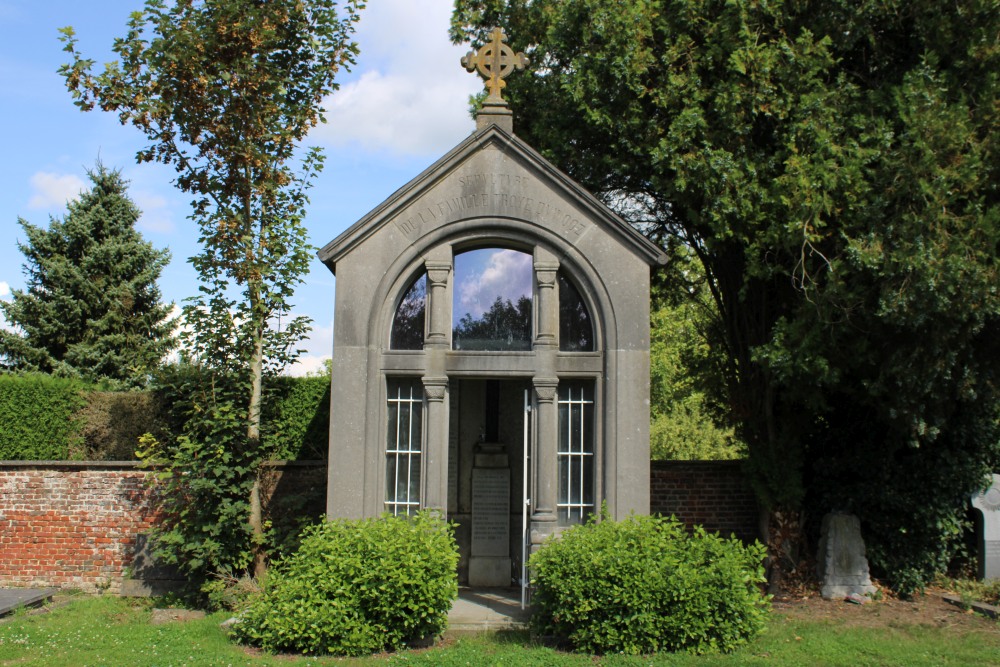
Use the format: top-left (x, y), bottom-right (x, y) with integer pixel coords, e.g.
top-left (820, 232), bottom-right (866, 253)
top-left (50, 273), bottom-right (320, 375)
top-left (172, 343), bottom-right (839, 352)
top-left (318, 123), bottom-right (667, 274)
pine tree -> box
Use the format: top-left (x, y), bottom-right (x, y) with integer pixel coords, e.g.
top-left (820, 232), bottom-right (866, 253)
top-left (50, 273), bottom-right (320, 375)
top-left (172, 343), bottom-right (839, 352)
top-left (0, 164), bottom-right (174, 385)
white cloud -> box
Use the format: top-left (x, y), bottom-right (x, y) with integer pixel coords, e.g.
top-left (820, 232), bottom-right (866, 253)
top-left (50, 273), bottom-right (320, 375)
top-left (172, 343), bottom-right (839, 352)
top-left (27, 172), bottom-right (86, 210)
top-left (312, 0), bottom-right (481, 156)
top-left (0, 281), bottom-right (9, 298)
top-left (286, 320), bottom-right (333, 377)
top-left (133, 191), bottom-right (176, 234)
top-left (458, 249), bottom-right (533, 319)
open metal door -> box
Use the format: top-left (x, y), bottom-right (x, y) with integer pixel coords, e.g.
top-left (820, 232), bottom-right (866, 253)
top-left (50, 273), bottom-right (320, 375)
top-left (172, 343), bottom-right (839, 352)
top-left (521, 388), bottom-right (533, 609)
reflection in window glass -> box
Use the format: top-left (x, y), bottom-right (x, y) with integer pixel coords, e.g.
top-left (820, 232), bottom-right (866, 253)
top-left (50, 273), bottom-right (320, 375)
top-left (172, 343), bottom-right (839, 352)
top-left (558, 272), bottom-right (594, 352)
top-left (558, 382), bottom-right (595, 525)
top-left (453, 248), bottom-right (533, 351)
top-left (390, 273), bottom-right (426, 350)
top-left (385, 378), bottom-right (423, 516)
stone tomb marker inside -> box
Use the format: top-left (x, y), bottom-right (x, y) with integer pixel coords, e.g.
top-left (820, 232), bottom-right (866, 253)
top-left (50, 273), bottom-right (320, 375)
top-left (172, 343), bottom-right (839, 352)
top-left (971, 473), bottom-right (1000, 580)
top-left (469, 444), bottom-right (511, 587)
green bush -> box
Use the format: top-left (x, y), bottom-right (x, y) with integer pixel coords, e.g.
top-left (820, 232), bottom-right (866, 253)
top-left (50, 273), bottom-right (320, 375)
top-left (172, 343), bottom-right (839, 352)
top-left (235, 512), bottom-right (459, 656)
top-left (0, 373), bottom-right (87, 459)
top-left (75, 390), bottom-right (165, 460)
top-left (529, 513), bottom-right (769, 655)
top-left (261, 375), bottom-right (329, 460)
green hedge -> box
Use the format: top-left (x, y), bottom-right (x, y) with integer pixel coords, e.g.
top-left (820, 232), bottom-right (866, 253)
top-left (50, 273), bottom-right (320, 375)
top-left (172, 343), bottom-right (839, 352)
top-left (529, 513), bottom-right (770, 655)
top-left (0, 371), bottom-right (329, 461)
top-left (235, 512), bottom-right (459, 656)
top-left (261, 375), bottom-right (330, 460)
top-left (0, 373), bottom-right (87, 460)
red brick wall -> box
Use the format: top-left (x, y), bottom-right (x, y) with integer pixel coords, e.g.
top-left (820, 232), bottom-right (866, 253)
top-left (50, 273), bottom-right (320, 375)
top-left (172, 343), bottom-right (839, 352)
top-left (1, 461), bottom-right (758, 592)
top-left (0, 462), bottom-right (159, 593)
top-left (650, 460), bottom-right (760, 543)
top-left (0, 461), bottom-right (328, 594)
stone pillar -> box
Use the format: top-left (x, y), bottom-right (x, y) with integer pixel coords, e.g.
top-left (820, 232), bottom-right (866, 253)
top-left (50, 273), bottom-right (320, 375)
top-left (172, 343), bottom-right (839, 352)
top-left (421, 252), bottom-right (451, 512)
top-left (531, 378), bottom-right (558, 548)
top-left (424, 258), bottom-right (451, 349)
top-left (972, 474), bottom-right (1000, 580)
top-left (530, 248), bottom-right (560, 548)
top-left (421, 377), bottom-right (448, 512)
top-left (533, 254), bottom-right (559, 350)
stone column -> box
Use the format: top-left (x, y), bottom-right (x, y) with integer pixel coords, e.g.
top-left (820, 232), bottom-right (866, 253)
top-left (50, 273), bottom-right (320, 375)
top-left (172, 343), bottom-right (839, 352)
top-left (422, 251), bottom-right (451, 512)
top-left (531, 248), bottom-right (561, 547)
top-left (421, 378), bottom-right (448, 512)
top-left (531, 378), bottom-right (559, 548)
top-left (533, 252), bottom-right (559, 351)
top-left (424, 258), bottom-right (451, 349)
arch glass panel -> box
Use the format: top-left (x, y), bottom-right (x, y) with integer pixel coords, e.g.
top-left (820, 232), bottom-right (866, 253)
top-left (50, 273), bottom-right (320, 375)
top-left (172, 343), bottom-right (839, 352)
top-left (558, 271), bottom-right (594, 352)
top-left (390, 272), bottom-right (426, 350)
top-left (452, 248), bottom-right (533, 351)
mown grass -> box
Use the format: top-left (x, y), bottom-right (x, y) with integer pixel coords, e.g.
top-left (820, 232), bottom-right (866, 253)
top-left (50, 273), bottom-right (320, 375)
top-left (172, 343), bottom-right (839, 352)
top-left (0, 595), bottom-right (997, 667)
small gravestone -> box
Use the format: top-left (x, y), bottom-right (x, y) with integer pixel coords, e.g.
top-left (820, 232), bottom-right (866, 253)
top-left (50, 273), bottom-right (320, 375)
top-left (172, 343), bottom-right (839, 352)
top-left (817, 512), bottom-right (876, 600)
top-left (971, 474), bottom-right (1000, 580)
top-left (469, 444), bottom-right (511, 587)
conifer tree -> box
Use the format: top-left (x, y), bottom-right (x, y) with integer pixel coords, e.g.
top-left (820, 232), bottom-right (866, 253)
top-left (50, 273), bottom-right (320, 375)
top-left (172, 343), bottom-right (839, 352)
top-left (0, 164), bottom-right (173, 385)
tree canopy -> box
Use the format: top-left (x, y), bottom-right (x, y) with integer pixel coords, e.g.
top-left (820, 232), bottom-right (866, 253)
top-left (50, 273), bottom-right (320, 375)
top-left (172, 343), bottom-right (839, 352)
top-left (0, 164), bottom-right (173, 386)
top-left (453, 0), bottom-right (1000, 592)
top-left (60, 0), bottom-right (363, 580)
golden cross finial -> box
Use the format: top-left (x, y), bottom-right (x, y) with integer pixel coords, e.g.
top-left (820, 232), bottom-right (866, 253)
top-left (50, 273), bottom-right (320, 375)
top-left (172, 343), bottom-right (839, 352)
top-left (461, 27), bottom-right (529, 104)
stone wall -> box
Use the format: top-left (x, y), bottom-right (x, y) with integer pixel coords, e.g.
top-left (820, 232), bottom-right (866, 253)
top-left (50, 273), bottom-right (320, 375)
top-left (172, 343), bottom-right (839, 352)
top-left (650, 460), bottom-right (760, 543)
top-left (0, 460), bottom-right (756, 593)
top-left (0, 461), bottom-right (327, 594)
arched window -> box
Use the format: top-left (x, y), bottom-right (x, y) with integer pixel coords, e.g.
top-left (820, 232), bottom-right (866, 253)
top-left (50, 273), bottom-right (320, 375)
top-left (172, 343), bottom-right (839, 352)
top-left (390, 272), bottom-right (426, 350)
top-left (558, 271), bottom-right (594, 352)
top-left (453, 248), bottom-right (533, 351)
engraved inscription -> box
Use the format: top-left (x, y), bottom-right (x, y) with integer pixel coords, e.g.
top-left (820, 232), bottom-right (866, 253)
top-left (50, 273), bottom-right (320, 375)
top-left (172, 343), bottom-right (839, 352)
top-left (472, 468), bottom-right (510, 557)
top-left (393, 171), bottom-right (590, 243)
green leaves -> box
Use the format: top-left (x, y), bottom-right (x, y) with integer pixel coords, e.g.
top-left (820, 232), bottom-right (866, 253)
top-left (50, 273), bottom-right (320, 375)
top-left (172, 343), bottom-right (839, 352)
top-left (235, 512), bottom-right (459, 656)
top-left (529, 514), bottom-right (769, 655)
top-left (455, 0), bottom-right (1000, 591)
top-left (61, 0), bottom-right (364, 582)
top-left (0, 164), bottom-right (174, 386)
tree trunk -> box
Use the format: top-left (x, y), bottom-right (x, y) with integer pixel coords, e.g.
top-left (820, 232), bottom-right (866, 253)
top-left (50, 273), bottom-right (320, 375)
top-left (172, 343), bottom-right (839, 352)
top-left (247, 291), bottom-right (267, 579)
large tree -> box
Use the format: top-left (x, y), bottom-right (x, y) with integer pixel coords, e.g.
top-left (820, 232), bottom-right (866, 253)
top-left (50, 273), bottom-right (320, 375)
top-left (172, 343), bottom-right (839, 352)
top-left (60, 0), bottom-right (362, 579)
top-left (0, 164), bottom-right (173, 386)
top-left (453, 0), bottom-right (1000, 592)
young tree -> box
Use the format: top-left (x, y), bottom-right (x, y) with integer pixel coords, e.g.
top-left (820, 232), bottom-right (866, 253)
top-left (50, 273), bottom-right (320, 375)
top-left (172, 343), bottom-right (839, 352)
top-left (60, 0), bottom-right (363, 579)
top-left (0, 164), bottom-right (173, 386)
top-left (452, 0), bottom-right (1000, 592)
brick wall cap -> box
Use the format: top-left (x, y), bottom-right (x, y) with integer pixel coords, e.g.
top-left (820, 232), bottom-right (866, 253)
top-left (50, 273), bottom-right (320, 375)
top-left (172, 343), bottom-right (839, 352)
top-left (0, 460), bottom-right (327, 471)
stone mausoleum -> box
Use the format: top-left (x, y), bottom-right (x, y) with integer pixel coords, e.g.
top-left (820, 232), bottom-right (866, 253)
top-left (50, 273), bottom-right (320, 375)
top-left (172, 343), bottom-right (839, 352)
top-left (320, 30), bottom-right (666, 586)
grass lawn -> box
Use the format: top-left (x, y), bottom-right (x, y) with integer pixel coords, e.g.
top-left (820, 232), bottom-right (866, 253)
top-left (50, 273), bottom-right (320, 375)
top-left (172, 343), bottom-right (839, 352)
top-left (0, 593), bottom-right (997, 667)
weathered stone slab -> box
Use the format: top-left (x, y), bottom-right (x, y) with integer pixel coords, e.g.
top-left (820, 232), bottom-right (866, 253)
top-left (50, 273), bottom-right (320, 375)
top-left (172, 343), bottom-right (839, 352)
top-left (470, 466), bottom-right (510, 586)
top-left (817, 512), bottom-right (876, 600)
top-left (971, 474), bottom-right (1000, 580)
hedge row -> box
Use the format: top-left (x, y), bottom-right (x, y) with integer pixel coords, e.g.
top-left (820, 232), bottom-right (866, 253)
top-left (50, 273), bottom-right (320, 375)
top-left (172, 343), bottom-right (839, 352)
top-left (0, 374), bottom-right (88, 460)
top-left (0, 372), bottom-right (330, 461)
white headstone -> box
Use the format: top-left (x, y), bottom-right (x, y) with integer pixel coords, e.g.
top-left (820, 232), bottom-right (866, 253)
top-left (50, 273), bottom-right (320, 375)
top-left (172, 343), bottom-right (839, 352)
top-left (971, 474), bottom-right (1000, 580)
top-left (817, 512), bottom-right (876, 599)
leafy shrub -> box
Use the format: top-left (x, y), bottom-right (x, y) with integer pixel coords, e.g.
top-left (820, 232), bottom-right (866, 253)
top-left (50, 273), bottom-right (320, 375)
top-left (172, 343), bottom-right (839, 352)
top-left (0, 373), bottom-right (87, 459)
top-left (138, 363), bottom-right (258, 580)
top-left (529, 513), bottom-right (769, 655)
top-left (235, 512), bottom-right (459, 656)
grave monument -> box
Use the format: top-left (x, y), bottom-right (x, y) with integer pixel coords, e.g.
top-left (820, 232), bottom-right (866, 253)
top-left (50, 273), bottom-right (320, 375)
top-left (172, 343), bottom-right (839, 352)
top-left (320, 28), bottom-right (666, 585)
top-left (972, 474), bottom-right (1000, 580)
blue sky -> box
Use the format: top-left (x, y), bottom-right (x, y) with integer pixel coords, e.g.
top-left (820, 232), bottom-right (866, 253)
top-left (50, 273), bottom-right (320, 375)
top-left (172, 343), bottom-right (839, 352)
top-left (0, 0), bottom-right (482, 375)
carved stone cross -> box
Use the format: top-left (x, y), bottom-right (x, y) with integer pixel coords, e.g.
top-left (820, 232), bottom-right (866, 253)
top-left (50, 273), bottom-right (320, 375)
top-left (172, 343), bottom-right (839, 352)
top-left (462, 27), bottom-right (529, 104)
